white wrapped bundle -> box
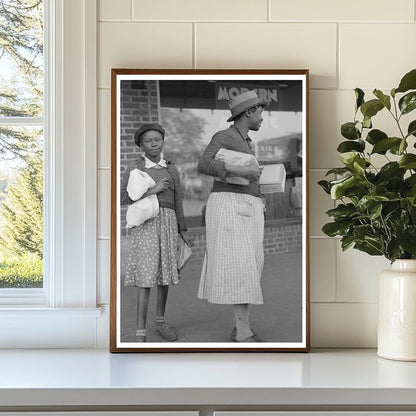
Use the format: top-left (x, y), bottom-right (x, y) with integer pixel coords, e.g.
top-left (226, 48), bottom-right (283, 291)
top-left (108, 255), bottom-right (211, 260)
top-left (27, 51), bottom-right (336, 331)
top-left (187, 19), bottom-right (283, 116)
top-left (126, 169), bottom-right (159, 228)
top-left (215, 148), bottom-right (259, 185)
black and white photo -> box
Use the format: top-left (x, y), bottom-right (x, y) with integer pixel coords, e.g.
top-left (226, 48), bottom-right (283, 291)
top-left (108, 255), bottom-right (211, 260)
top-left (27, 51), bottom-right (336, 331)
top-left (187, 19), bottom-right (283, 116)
top-left (110, 69), bottom-right (310, 352)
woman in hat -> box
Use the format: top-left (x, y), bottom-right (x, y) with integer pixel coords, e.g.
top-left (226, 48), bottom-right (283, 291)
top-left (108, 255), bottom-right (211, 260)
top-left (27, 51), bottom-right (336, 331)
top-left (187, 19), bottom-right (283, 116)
top-left (197, 91), bottom-right (267, 343)
top-left (121, 123), bottom-right (192, 343)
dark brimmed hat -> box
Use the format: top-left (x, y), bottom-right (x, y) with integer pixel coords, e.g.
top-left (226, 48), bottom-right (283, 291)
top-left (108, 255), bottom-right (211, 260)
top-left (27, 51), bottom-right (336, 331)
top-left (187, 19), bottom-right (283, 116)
top-left (134, 123), bottom-right (165, 146)
top-left (227, 90), bottom-right (268, 122)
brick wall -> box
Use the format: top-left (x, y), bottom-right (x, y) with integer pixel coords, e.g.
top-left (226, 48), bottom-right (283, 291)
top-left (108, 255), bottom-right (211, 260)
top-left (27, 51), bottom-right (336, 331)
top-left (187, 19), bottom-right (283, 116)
top-left (119, 80), bottom-right (159, 236)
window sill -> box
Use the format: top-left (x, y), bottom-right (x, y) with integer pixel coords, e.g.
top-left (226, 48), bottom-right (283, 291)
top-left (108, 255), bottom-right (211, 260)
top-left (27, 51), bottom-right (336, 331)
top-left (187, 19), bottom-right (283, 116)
top-left (0, 307), bottom-right (103, 348)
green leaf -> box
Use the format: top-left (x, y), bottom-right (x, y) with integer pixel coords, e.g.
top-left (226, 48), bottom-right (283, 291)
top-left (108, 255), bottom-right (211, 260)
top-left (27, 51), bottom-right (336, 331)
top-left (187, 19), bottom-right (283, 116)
top-left (330, 175), bottom-right (357, 199)
top-left (398, 228), bottom-right (416, 255)
top-left (322, 221), bottom-right (351, 237)
top-left (395, 69), bottom-right (416, 94)
top-left (378, 162), bottom-right (406, 181)
top-left (318, 180), bottom-right (331, 194)
top-left (389, 138), bottom-right (408, 156)
top-left (352, 224), bottom-right (373, 239)
top-left (399, 154), bottom-right (416, 169)
top-left (325, 167), bottom-right (352, 176)
top-left (339, 152), bottom-right (360, 167)
top-left (341, 235), bottom-right (355, 251)
top-left (373, 89), bottom-right (391, 110)
top-left (371, 137), bottom-right (402, 154)
top-left (354, 241), bottom-right (383, 256)
top-left (366, 129), bottom-right (388, 145)
top-left (337, 140), bottom-right (365, 153)
top-left (407, 120), bottom-right (416, 137)
top-left (363, 116), bottom-right (372, 129)
top-left (357, 195), bottom-right (389, 212)
top-left (326, 203), bottom-right (357, 219)
top-left (369, 203), bottom-right (383, 219)
top-left (360, 99), bottom-right (384, 119)
top-left (341, 122), bottom-right (360, 140)
top-left (399, 92), bottom-right (416, 115)
top-left (355, 88), bottom-right (365, 110)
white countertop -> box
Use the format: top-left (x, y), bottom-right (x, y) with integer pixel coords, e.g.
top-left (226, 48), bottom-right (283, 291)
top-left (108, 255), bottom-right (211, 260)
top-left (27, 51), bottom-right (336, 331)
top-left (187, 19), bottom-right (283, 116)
top-left (0, 348), bottom-right (416, 408)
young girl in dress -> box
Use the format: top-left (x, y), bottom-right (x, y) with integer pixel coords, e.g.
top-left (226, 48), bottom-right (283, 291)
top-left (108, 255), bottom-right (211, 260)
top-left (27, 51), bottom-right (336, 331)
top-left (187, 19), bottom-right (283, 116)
top-left (121, 123), bottom-right (192, 342)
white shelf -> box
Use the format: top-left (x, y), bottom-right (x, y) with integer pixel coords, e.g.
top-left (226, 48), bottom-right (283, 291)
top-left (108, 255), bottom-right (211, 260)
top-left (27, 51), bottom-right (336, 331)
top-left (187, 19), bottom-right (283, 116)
top-left (0, 349), bottom-right (416, 409)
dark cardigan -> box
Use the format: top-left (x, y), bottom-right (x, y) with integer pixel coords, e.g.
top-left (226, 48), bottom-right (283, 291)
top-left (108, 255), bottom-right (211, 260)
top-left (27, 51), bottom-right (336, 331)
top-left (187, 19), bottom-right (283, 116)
top-left (120, 156), bottom-right (187, 232)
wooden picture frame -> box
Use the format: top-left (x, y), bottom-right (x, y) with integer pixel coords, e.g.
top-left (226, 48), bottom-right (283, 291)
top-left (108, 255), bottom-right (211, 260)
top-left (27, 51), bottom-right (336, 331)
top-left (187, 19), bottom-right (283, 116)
top-left (110, 69), bottom-right (310, 352)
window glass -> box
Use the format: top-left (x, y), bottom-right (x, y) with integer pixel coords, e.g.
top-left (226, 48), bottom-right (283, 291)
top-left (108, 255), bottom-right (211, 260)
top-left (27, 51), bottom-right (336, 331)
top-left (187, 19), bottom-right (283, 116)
top-left (0, 0), bottom-right (44, 289)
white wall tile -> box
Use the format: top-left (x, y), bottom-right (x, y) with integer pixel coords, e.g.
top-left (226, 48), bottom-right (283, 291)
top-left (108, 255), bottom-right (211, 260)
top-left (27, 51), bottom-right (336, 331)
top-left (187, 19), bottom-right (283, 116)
top-left (309, 90), bottom-right (353, 169)
top-left (97, 239), bottom-right (110, 304)
top-left (340, 24), bottom-right (416, 90)
top-left (310, 239), bottom-right (336, 302)
top-left (271, 0), bottom-right (414, 22)
top-left (132, 0), bottom-right (268, 21)
top-left (196, 23), bottom-right (338, 90)
top-left (98, 169), bottom-right (111, 239)
top-left (98, 89), bottom-right (111, 168)
top-left (336, 245), bottom-right (389, 303)
top-left (309, 169), bottom-right (334, 237)
top-left (98, 22), bottom-right (193, 89)
top-left (98, 0), bottom-right (131, 21)
top-left (311, 303), bottom-right (377, 347)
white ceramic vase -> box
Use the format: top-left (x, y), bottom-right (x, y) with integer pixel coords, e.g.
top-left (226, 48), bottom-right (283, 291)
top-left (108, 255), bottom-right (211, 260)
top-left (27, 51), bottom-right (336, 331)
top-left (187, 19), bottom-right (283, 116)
top-left (378, 259), bottom-right (416, 361)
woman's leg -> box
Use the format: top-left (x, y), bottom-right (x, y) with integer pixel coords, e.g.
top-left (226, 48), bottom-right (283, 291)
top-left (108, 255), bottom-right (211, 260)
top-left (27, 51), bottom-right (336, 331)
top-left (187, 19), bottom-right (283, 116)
top-left (136, 287), bottom-right (151, 341)
top-left (233, 304), bottom-right (254, 341)
top-left (155, 285), bottom-right (177, 341)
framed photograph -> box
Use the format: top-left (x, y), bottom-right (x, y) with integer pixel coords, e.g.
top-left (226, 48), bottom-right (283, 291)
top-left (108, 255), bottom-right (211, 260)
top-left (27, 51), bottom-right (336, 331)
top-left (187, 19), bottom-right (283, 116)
top-left (110, 69), bottom-right (310, 352)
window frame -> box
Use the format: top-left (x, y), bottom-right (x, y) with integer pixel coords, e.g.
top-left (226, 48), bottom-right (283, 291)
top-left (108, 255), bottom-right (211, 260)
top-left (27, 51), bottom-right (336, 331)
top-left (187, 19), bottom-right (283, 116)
top-left (0, 0), bottom-right (100, 348)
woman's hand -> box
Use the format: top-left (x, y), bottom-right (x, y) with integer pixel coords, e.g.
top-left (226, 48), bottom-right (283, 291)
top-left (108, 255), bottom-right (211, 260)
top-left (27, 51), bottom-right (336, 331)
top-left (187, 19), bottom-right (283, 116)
top-left (180, 231), bottom-right (194, 247)
top-left (224, 164), bottom-right (263, 183)
top-left (153, 178), bottom-right (169, 194)
top-left (245, 165), bottom-right (263, 182)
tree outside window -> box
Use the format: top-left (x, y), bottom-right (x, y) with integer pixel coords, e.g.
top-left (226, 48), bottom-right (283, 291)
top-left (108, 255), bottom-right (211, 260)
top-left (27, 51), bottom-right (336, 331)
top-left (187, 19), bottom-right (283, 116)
top-left (0, 0), bottom-right (44, 288)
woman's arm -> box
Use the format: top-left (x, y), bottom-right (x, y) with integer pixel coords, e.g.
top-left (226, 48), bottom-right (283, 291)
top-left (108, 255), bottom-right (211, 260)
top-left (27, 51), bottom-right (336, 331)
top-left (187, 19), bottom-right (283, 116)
top-left (169, 165), bottom-right (187, 232)
top-left (197, 133), bottom-right (262, 183)
top-left (197, 133), bottom-right (229, 181)
top-left (138, 178), bottom-right (169, 199)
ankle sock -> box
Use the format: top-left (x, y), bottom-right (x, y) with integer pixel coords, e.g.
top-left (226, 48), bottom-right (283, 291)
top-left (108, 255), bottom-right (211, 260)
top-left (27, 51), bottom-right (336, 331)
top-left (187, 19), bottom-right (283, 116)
top-left (155, 316), bottom-right (165, 326)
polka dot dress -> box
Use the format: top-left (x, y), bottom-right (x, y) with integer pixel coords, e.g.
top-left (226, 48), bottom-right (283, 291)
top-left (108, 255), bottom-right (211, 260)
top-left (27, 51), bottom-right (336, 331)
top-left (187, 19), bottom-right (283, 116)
top-left (124, 207), bottom-right (179, 288)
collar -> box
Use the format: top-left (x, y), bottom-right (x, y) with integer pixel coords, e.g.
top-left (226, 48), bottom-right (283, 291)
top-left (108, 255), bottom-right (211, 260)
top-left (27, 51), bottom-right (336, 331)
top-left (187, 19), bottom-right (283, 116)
top-left (144, 156), bottom-right (167, 168)
top-left (231, 125), bottom-right (253, 148)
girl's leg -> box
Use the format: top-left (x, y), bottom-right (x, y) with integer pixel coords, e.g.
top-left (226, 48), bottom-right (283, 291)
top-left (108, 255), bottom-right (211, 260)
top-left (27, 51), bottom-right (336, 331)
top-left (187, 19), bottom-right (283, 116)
top-left (156, 284), bottom-right (169, 317)
top-left (154, 285), bottom-right (177, 341)
top-left (233, 304), bottom-right (255, 342)
top-left (136, 287), bottom-right (151, 341)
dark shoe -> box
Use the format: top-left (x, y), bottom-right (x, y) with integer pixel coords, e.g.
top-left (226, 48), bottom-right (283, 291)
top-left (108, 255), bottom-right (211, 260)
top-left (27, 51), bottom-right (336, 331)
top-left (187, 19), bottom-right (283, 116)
top-left (231, 327), bottom-right (262, 342)
top-left (155, 323), bottom-right (178, 342)
top-left (135, 334), bottom-right (146, 343)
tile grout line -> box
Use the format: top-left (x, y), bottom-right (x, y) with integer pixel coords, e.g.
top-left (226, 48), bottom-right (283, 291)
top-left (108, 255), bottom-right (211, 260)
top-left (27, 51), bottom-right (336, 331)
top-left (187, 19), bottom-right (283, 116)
top-left (336, 22), bottom-right (340, 90)
top-left (193, 22), bottom-right (197, 69)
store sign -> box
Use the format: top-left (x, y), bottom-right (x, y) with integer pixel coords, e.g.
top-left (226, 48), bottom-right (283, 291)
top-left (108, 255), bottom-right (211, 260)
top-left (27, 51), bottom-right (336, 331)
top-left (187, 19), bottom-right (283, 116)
top-left (215, 83), bottom-right (279, 110)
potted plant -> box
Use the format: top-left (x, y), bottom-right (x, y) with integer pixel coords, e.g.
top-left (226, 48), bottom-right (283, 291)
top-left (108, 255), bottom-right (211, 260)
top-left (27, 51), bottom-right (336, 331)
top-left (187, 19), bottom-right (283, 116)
top-left (319, 68), bottom-right (416, 361)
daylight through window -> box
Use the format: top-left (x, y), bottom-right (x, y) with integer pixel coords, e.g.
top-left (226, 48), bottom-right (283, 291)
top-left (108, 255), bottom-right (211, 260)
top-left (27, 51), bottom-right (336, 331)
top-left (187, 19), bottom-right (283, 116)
top-left (0, 0), bottom-right (44, 289)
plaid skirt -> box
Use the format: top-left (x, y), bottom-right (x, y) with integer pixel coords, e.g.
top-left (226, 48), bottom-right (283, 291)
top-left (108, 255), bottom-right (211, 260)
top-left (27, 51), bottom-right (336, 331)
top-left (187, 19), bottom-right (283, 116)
top-left (124, 207), bottom-right (179, 288)
top-left (198, 192), bottom-right (265, 304)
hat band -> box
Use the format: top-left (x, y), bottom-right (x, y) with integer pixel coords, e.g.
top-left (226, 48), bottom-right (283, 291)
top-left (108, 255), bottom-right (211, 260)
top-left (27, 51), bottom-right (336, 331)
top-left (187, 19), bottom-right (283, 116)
top-left (230, 97), bottom-right (264, 118)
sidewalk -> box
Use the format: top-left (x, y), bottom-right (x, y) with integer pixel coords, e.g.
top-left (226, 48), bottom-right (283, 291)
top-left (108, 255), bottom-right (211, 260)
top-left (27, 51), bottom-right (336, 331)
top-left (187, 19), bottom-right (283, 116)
top-left (120, 250), bottom-right (303, 343)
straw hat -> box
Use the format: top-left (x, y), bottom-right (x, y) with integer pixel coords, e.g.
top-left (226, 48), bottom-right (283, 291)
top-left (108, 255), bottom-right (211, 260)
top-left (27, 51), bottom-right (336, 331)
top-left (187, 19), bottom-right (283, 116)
top-left (227, 90), bottom-right (268, 122)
